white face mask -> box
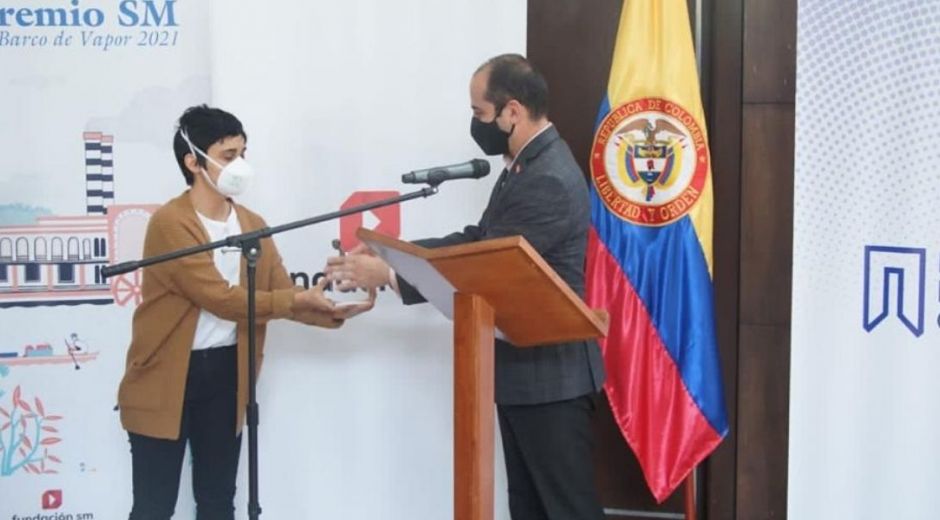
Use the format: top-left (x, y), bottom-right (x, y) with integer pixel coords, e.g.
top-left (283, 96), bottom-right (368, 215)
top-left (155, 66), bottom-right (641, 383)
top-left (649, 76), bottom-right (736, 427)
top-left (180, 129), bottom-right (254, 197)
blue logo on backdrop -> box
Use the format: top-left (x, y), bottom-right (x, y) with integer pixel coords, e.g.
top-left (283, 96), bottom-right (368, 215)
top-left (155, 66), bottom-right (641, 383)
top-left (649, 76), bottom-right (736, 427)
top-left (0, 0), bottom-right (180, 50)
top-left (863, 245), bottom-right (926, 337)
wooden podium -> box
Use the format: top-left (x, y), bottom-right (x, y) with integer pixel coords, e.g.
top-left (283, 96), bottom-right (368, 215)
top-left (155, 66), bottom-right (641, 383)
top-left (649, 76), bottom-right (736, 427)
top-left (358, 228), bottom-right (609, 520)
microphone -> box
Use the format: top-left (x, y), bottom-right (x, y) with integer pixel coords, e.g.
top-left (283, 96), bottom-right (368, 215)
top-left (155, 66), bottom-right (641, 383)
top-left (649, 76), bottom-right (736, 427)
top-left (401, 159), bottom-right (490, 185)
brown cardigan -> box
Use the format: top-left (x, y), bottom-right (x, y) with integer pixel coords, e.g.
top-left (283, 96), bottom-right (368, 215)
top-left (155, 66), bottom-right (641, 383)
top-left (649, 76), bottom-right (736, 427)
top-left (118, 192), bottom-right (306, 440)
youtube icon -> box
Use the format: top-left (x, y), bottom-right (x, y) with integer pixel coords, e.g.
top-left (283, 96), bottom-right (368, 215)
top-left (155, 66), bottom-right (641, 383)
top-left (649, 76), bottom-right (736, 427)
top-left (41, 489), bottom-right (62, 510)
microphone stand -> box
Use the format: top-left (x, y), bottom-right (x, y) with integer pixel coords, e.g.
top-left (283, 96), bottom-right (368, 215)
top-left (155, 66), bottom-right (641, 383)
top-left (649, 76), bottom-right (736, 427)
top-left (102, 185), bottom-right (439, 520)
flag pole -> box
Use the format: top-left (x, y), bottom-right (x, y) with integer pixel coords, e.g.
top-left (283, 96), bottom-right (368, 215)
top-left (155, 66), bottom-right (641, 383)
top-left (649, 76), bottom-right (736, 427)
top-left (688, 2), bottom-right (703, 518)
top-left (688, 2), bottom-right (704, 518)
top-left (684, 466), bottom-right (697, 520)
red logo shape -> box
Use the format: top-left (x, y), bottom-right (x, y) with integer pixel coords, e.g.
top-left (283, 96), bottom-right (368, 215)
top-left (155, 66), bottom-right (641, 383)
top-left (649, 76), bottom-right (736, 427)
top-left (42, 489), bottom-right (63, 510)
top-left (339, 191), bottom-right (401, 251)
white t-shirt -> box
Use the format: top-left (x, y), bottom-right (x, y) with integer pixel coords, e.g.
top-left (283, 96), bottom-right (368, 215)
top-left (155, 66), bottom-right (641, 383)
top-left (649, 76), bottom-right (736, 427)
top-left (192, 207), bottom-right (242, 350)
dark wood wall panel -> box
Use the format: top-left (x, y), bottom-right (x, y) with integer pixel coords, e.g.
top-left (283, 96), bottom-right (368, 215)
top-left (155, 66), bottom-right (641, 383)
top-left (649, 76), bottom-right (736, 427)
top-left (704, 0), bottom-right (744, 516)
top-left (738, 0), bottom-right (796, 513)
top-left (743, 0), bottom-right (798, 103)
top-left (739, 105), bottom-right (795, 326)
top-left (736, 324), bottom-right (791, 520)
top-left (526, 0), bottom-right (620, 176)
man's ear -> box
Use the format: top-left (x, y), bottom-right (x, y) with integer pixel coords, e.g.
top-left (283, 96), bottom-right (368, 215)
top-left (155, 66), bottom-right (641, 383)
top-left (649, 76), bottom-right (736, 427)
top-left (505, 99), bottom-right (526, 124)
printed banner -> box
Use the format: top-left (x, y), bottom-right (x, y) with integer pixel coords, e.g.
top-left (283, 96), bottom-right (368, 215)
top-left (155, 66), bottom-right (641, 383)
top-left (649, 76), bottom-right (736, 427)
top-left (1, 1), bottom-right (525, 518)
top-left (789, 2), bottom-right (940, 519)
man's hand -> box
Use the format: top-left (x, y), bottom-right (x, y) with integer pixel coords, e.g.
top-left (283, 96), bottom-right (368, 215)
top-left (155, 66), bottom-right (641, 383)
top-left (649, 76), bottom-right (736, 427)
top-left (348, 243), bottom-right (375, 256)
top-left (325, 248), bottom-right (391, 290)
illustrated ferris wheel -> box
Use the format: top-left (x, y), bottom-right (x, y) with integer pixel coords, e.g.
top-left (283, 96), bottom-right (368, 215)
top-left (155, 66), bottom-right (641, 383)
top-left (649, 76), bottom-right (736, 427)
top-left (107, 206), bottom-right (157, 307)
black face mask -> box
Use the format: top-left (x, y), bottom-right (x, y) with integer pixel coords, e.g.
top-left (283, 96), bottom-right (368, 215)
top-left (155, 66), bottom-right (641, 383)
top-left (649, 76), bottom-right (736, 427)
top-left (470, 106), bottom-right (514, 156)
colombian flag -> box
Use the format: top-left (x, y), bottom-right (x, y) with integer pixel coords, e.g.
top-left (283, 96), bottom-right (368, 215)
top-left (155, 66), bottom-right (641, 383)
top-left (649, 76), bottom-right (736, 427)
top-left (585, 0), bottom-right (729, 502)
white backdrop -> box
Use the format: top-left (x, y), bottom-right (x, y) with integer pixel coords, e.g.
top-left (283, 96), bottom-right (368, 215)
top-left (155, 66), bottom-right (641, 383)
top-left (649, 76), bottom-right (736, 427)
top-left (0, 1), bottom-right (525, 518)
top-left (789, 1), bottom-right (940, 519)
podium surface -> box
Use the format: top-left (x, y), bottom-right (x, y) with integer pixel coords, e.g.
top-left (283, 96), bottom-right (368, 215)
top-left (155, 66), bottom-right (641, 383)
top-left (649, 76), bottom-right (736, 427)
top-left (359, 230), bottom-right (608, 346)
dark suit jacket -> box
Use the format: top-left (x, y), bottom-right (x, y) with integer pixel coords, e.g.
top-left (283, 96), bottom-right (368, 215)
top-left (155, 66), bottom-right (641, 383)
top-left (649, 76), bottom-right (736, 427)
top-left (398, 126), bottom-right (606, 406)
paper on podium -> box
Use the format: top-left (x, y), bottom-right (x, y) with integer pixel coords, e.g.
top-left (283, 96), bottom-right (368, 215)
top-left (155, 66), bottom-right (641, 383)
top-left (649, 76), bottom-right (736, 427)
top-left (359, 229), bottom-right (608, 347)
top-left (366, 239), bottom-right (509, 340)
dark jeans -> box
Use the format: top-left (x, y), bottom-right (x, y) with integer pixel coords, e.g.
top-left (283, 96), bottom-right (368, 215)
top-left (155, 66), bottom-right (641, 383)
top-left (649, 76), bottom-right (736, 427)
top-left (498, 394), bottom-right (605, 520)
top-left (128, 345), bottom-right (241, 520)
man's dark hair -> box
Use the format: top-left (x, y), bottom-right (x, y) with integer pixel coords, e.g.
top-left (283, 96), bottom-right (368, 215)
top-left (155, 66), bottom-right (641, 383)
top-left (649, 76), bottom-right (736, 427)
top-left (173, 105), bottom-right (247, 186)
top-left (477, 54), bottom-right (549, 120)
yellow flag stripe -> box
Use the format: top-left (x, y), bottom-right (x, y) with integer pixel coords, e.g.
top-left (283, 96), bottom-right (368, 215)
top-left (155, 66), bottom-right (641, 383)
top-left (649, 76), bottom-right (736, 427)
top-left (607, 0), bottom-right (714, 275)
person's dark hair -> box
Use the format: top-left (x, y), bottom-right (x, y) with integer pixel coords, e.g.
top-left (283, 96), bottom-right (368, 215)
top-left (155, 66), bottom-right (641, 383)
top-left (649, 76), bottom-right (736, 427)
top-left (477, 54), bottom-right (549, 120)
top-left (173, 105), bottom-right (247, 186)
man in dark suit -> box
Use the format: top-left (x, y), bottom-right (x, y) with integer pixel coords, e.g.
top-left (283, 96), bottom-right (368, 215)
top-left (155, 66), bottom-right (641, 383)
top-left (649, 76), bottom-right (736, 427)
top-left (326, 53), bottom-right (605, 519)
